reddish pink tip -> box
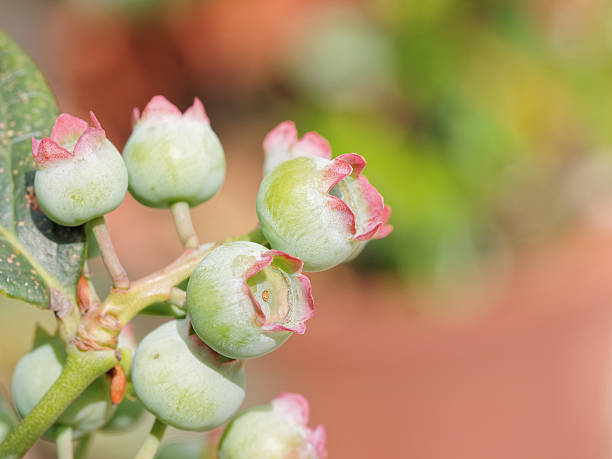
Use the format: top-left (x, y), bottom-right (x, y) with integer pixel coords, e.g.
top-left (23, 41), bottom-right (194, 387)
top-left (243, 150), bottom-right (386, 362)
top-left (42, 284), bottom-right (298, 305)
top-left (263, 121), bottom-right (298, 153)
top-left (184, 97), bottom-right (210, 124)
top-left (308, 425), bottom-right (328, 459)
top-left (244, 251), bottom-right (314, 335)
top-left (274, 392), bottom-right (310, 425)
top-left (352, 174), bottom-right (388, 241)
top-left (131, 107), bottom-right (140, 127)
top-left (323, 156), bottom-right (354, 191)
top-left (73, 127), bottom-right (106, 158)
top-left (327, 194), bottom-right (357, 236)
top-left (88, 111), bottom-right (102, 129)
top-left (32, 138), bottom-right (73, 166)
top-left (141, 95), bottom-right (182, 121)
top-left (373, 205), bottom-right (393, 239)
top-left (293, 132), bottom-right (332, 160)
top-left (273, 393), bottom-right (328, 458)
top-left (335, 153), bottom-right (366, 177)
top-left (323, 153), bottom-right (390, 242)
top-left (50, 113), bottom-right (88, 148)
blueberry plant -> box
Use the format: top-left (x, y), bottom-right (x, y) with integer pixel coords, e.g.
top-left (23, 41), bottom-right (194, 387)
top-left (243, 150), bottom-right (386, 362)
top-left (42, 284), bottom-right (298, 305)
top-left (0, 31), bottom-right (391, 459)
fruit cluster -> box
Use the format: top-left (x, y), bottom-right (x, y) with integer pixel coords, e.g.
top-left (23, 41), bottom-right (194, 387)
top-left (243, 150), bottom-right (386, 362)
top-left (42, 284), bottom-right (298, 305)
top-left (13, 95), bottom-right (391, 457)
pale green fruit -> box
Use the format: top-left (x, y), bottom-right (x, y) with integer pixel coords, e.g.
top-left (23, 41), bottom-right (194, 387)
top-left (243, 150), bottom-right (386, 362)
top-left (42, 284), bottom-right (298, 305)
top-left (131, 319), bottom-right (245, 431)
top-left (186, 242), bottom-right (314, 360)
top-left (219, 393), bottom-right (327, 459)
top-left (123, 96), bottom-right (225, 208)
top-left (256, 143), bottom-right (391, 272)
top-left (33, 113), bottom-right (128, 227)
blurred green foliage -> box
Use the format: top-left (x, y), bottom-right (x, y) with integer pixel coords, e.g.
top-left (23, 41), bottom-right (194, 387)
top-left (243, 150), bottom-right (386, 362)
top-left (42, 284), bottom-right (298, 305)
top-left (286, 0), bottom-right (612, 276)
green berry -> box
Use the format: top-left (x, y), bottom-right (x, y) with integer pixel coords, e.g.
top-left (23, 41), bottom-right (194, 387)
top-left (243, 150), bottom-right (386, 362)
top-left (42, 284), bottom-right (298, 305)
top-left (32, 112), bottom-right (128, 227)
top-left (131, 319), bottom-right (245, 431)
top-left (186, 242), bottom-right (314, 360)
top-left (123, 96), bottom-right (225, 208)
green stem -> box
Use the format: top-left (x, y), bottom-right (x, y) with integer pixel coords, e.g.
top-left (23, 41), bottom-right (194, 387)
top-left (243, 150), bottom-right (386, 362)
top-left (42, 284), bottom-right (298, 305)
top-left (111, 243), bottom-right (216, 327)
top-left (74, 434), bottom-right (92, 459)
top-left (56, 426), bottom-right (73, 459)
top-left (0, 347), bottom-right (117, 459)
top-left (134, 418), bottom-right (167, 459)
top-left (89, 217), bottom-right (129, 289)
top-left (171, 202), bottom-right (199, 249)
top-left (97, 229), bottom-right (261, 332)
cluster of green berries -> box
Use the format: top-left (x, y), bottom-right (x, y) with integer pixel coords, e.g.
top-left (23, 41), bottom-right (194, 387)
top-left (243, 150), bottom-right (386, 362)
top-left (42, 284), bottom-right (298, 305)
top-left (16, 95), bottom-right (392, 457)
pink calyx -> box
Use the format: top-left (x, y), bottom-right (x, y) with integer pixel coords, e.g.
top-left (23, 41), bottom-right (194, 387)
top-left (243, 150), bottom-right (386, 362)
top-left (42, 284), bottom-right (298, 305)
top-left (273, 393), bottom-right (328, 459)
top-left (135, 95), bottom-right (210, 125)
top-left (263, 121), bottom-right (332, 173)
top-left (244, 251), bottom-right (314, 335)
top-left (32, 111), bottom-right (107, 167)
top-left (32, 138), bottom-right (72, 165)
top-left (49, 113), bottom-right (88, 147)
top-left (323, 153), bottom-right (392, 241)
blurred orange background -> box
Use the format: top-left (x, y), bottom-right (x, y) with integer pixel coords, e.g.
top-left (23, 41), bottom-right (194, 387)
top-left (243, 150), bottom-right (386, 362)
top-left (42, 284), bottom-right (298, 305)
top-left (3, 0), bottom-right (612, 457)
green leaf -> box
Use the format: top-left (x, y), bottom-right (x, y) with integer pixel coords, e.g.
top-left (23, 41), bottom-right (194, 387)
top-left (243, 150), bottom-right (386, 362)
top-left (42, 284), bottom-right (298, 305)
top-left (0, 31), bottom-right (85, 308)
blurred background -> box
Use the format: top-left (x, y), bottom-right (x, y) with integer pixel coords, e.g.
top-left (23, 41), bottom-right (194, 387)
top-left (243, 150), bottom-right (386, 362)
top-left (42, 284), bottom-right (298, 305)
top-left (3, 0), bottom-right (612, 457)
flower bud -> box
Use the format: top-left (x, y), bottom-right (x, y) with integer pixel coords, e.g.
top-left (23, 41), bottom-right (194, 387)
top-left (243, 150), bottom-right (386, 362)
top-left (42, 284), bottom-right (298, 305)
top-left (12, 327), bottom-right (114, 438)
top-left (186, 241), bottom-right (314, 360)
top-left (32, 112), bottom-right (128, 226)
top-left (256, 122), bottom-right (392, 272)
top-left (123, 95), bottom-right (225, 208)
top-left (131, 319), bottom-right (245, 431)
top-left (218, 392), bottom-right (327, 459)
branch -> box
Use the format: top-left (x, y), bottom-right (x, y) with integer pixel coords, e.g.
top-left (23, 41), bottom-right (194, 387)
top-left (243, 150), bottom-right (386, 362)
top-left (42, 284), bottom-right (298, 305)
top-left (0, 347), bottom-right (118, 458)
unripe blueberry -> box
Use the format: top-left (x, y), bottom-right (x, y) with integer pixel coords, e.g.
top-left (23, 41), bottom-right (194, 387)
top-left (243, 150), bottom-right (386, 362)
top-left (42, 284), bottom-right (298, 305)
top-left (131, 319), bottom-right (245, 431)
top-left (11, 330), bottom-right (114, 438)
top-left (186, 241), bottom-right (314, 360)
top-left (256, 121), bottom-right (392, 272)
top-left (123, 96), bottom-right (225, 208)
top-left (218, 392), bottom-right (327, 459)
top-left (32, 112), bottom-right (128, 227)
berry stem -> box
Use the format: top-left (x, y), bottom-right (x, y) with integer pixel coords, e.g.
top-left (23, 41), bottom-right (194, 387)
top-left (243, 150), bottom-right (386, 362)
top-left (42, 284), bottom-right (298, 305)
top-left (134, 418), bottom-right (167, 459)
top-left (89, 217), bottom-right (130, 289)
top-left (171, 202), bottom-right (199, 249)
top-left (0, 347), bottom-right (118, 458)
top-left (56, 426), bottom-right (73, 459)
